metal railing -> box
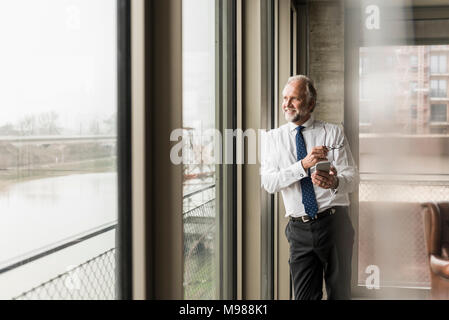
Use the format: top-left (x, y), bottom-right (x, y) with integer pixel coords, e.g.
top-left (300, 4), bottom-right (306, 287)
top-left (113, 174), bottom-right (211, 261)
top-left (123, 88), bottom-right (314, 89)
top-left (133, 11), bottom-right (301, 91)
top-left (0, 222), bottom-right (117, 300)
top-left (1, 183), bottom-right (216, 300)
top-left (182, 184), bottom-right (216, 300)
top-left (14, 249), bottom-right (116, 300)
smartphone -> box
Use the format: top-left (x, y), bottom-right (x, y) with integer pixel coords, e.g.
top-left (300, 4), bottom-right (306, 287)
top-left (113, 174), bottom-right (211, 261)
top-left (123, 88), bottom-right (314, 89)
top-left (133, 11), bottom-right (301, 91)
top-left (315, 161), bottom-right (331, 173)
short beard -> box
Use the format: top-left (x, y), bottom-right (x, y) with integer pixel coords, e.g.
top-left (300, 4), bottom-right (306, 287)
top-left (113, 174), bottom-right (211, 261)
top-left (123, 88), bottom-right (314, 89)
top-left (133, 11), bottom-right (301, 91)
top-left (284, 108), bottom-right (308, 123)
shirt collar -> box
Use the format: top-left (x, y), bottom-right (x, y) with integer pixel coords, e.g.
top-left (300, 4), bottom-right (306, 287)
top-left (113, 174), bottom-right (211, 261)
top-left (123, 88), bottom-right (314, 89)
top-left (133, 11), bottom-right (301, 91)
top-left (288, 114), bottom-right (315, 132)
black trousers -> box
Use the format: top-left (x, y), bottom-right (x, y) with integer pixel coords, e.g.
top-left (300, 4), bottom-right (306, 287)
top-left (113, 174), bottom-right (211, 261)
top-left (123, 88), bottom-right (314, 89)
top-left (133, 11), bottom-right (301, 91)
top-left (285, 206), bottom-right (355, 300)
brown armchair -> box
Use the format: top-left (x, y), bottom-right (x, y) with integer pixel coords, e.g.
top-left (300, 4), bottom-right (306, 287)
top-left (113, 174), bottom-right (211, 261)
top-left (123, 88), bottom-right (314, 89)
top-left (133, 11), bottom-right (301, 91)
top-left (421, 202), bottom-right (449, 299)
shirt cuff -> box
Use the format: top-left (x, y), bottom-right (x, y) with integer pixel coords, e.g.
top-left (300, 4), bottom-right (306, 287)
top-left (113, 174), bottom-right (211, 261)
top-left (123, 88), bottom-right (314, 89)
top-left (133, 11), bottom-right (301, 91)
top-left (288, 160), bottom-right (308, 180)
top-left (330, 176), bottom-right (340, 195)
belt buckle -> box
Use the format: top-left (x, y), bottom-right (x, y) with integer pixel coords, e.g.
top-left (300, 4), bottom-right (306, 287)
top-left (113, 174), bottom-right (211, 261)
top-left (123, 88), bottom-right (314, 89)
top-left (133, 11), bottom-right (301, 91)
top-left (301, 216), bottom-right (310, 223)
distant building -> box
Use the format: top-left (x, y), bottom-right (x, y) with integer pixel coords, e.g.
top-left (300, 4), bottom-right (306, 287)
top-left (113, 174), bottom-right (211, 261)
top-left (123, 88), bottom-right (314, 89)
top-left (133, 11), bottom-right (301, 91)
top-left (359, 45), bottom-right (449, 134)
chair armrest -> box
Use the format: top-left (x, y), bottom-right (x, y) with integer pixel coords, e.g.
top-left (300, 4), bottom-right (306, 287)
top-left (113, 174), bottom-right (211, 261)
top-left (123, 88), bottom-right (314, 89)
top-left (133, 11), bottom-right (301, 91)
top-left (430, 254), bottom-right (449, 279)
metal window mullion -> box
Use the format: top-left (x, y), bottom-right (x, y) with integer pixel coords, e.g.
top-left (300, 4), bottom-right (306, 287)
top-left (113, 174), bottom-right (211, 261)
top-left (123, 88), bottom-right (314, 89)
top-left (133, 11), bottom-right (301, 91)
top-left (260, 0), bottom-right (275, 300)
top-left (117, 0), bottom-right (133, 301)
top-left (216, 0), bottom-right (238, 300)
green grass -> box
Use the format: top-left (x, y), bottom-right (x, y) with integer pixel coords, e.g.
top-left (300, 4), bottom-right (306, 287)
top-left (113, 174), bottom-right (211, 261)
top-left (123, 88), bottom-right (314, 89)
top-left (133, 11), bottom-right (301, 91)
top-left (184, 251), bottom-right (215, 299)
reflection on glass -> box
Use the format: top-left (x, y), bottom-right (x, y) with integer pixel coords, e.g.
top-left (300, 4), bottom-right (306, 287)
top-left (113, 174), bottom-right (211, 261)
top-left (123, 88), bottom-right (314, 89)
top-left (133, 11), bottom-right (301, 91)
top-left (430, 104), bottom-right (448, 122)
top-left (430, 79), bottom-right (447, 98)
top-left (359, 45), bottom-right (449, 135)
top-left (0, 0), bottom-right (117, 300)
top-left (410, 55), bottom-right (418, 71)
top-left (182, 0), bottom-right (218, 299)
top-left (430, 55), bottom-right (447, 74)
top-left (358, 45), bottom-right (449, 291)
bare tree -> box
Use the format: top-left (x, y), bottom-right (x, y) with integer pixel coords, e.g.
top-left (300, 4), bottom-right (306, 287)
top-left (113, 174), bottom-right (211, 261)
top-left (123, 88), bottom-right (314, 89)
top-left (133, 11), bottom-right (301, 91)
top-left (89, 118), bottom-right (101, 135)
top-left (38, 111), bottom-right (61, 135)
top-left (0, 122), bottom-right (18, 136)
top-left (18, 115), bottom-right (37, 136)
top-left (103, 113), bottom-right (117, 135)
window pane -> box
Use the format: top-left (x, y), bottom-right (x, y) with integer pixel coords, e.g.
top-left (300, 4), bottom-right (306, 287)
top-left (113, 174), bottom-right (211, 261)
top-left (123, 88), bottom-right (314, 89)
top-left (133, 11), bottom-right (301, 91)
top-left (0, 0), bottom-right (118, 300)
top-left (431, 80), bottom-right (437, 97)
top-left (440, 55), bottom-right (447, 73)
top-left (358, 45), bottom-right (449, 290)
top-left (431, 55), bottom-right (438, 73)
top-left (439, 79), bottom-right (447, 97)
top-left (182, 0), bottom-right (218, 300)
top-left (430, 104), bottom-right (447, 122)
top-left (430, 55), bottom-right (448, 74)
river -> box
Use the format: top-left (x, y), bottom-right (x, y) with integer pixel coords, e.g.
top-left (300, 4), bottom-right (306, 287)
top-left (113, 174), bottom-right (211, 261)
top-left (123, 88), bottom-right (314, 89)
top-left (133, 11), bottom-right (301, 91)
top-left (0, 172), bottom-right (117, 264)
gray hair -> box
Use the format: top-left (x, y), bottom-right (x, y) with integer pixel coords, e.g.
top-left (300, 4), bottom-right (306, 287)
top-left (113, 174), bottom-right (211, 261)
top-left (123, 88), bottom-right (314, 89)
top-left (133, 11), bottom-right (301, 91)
top-left (286, 75), bottom-right (317, 111)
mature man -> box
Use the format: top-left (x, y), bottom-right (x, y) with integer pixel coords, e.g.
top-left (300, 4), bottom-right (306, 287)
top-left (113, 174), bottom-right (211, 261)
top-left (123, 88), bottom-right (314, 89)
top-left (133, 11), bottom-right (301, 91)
top-left (260, 75), bottom-right (358, 300)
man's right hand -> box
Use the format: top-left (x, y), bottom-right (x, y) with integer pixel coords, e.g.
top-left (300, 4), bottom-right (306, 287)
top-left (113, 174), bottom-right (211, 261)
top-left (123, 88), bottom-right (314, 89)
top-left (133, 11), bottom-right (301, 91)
top-left (301, 146), bottom-right (329, 170)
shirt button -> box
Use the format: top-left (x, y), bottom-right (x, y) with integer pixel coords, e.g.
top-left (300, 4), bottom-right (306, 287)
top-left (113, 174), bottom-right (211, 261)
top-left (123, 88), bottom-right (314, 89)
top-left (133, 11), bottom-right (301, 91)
top-left (300, 174), bottom-right (304, 177)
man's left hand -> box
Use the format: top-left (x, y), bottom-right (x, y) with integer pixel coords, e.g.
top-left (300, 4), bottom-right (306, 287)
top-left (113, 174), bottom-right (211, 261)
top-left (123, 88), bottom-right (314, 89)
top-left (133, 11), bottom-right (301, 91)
top-left (311, 166), bottom-right (338, 189)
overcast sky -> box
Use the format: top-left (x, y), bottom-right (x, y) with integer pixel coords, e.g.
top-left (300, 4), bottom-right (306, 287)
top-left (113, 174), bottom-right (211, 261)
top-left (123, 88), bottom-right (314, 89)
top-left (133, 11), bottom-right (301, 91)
top-left (0, 0), bottom-right (117, 132)
top-left (182, 0), bottom-right (215, 131)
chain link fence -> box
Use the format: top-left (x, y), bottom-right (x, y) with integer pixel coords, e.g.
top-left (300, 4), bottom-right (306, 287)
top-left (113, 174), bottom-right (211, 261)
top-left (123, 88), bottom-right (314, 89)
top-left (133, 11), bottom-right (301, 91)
top-left (8, 179), bottom-right (215, 301)
top-left (14, 248), bottom-right (116, 300)
top-left (183, 198), bottom-right (216, 299)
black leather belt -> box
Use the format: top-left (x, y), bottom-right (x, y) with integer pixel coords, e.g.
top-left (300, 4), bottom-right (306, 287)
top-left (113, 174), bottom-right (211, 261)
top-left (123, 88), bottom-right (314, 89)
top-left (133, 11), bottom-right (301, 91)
top-left (290, 207), bottom-right (336, 223)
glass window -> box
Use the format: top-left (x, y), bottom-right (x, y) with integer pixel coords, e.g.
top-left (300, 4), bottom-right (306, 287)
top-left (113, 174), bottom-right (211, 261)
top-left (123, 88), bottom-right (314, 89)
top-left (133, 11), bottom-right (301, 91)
top-left (441, 80), bottom-right (447, 97)
top-left (431, 79), bottom-right (447, 98)
top-left (440, 55), bottom-right (447, 73)
top-left (430, 104), bottom-right (447, 122)
top-left (431, 55), bottom-right (447, 74)
top-left (0, 0), bottom-right (119, 300)
top-left (431, 79), bottom-right (437, 96)
top-left (358, 45), bottom-right (449, 292)
top-left (431, 55), bottom-right (439, 73)
top-left (182, 0), bottom-right (218, 300)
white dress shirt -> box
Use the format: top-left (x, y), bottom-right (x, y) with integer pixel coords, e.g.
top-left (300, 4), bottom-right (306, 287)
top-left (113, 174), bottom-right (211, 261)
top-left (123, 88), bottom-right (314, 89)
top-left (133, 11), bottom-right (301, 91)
top-left (260, 114), bottom-right (359, 218)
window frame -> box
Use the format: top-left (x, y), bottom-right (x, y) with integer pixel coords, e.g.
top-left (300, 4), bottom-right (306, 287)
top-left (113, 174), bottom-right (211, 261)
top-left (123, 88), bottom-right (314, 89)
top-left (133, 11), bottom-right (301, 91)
top-left (142, 0), bottom-right (238, 299)
top-left (0, 0), bottom-right (133, 300)
top-left (117, 0), bottom-right (133, 300)
top-left (214, 0), bottom-right (238, 300)
top-left (430, 54), bottom-right (447, 74)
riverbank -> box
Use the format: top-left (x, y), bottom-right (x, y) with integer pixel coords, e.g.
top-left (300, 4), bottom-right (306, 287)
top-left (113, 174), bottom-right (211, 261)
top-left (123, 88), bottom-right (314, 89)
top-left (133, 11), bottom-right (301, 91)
top-left (0, 157), bottom-right (116, 192)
